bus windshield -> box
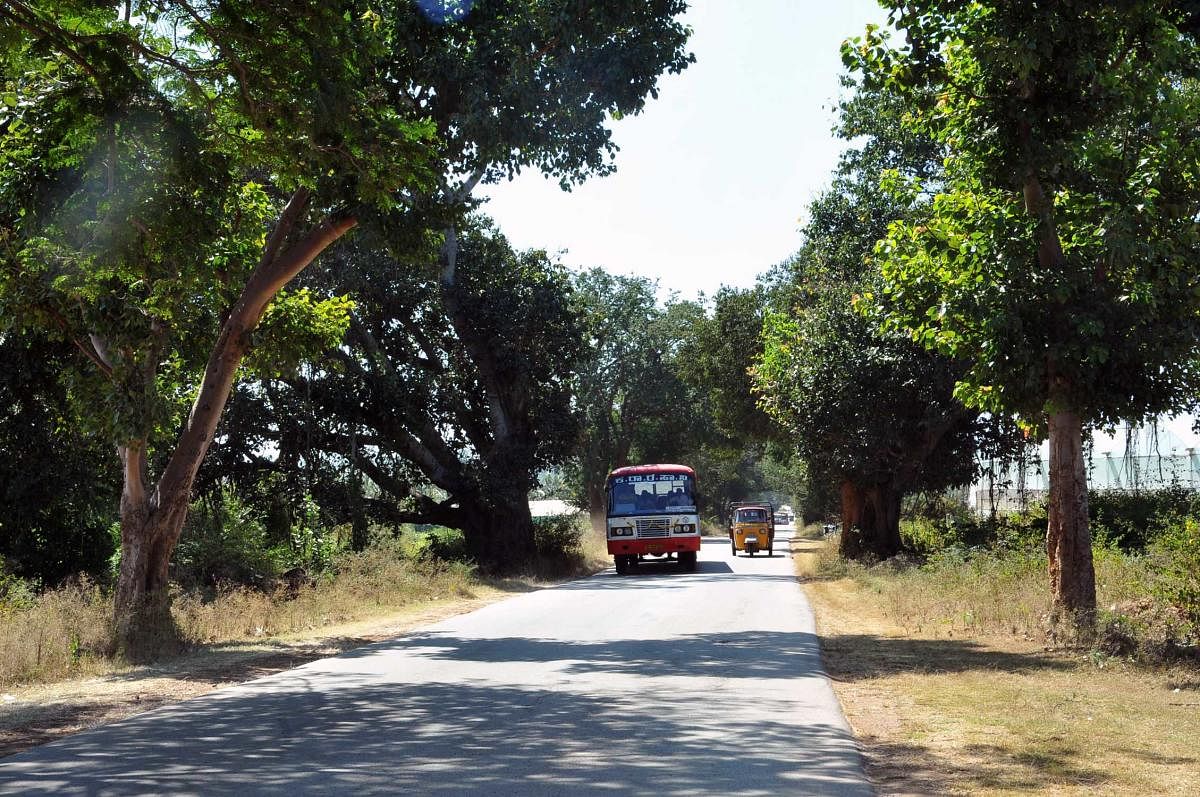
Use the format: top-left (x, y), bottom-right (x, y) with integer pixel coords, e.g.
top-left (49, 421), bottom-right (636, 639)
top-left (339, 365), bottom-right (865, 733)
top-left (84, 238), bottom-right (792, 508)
top-left (607, 473), bottom-right (696, 516)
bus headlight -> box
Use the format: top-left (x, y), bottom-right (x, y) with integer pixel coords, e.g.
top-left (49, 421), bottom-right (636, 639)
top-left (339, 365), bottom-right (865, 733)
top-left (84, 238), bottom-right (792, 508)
top-left (673, 523), bottom-right (695, 534)
top-left (610, 527), bottom-right (634, 537)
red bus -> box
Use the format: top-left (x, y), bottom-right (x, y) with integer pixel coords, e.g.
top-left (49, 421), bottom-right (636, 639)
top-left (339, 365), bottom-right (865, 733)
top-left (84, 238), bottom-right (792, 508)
top-left (606, 464), bottom-right (701, 575)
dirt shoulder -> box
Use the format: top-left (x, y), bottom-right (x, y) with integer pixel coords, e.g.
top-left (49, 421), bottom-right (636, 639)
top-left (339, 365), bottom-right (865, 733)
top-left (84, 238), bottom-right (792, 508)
top-left (793, 536), bottom-right (1200, 797)
top-left (0, 586), bottom-right (526, 759)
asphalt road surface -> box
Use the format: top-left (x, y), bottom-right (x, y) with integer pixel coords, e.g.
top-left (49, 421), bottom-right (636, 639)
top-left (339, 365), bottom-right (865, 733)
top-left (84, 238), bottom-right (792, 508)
top-left (0, 528), bottom-right (872, 796)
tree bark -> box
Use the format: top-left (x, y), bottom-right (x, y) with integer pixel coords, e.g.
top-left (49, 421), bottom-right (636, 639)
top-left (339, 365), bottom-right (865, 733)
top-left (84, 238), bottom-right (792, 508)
top-left (461, 487), bottom-right (538, 572)
top-left (587, 481), bottom-right (607, 537)
top-left (839, 479), bottom-right (902, 561)
top-left (866, 484), bottom-right (903, 559)
top-left (1046, 408), bottom-right (1097, 628)
top-left (839, 480), bottom-right (867, 559)
top-left (111, 190), bottom-right (356, 645)
top-left (1022, 150), bottom-right (1098, 632)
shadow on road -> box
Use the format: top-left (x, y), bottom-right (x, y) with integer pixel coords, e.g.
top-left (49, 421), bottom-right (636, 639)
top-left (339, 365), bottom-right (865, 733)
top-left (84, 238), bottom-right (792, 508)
top-left (556, 569), bottom-right (797, 592)
top-left (344, 629), bottom-right (824, 681)
top-left (1, 630), bottom-right (869, 796)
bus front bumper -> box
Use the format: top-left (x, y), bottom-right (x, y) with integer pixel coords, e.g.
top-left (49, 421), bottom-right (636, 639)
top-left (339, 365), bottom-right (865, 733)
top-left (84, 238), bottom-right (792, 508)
top-left (607, 537), bottom-right (701, 556)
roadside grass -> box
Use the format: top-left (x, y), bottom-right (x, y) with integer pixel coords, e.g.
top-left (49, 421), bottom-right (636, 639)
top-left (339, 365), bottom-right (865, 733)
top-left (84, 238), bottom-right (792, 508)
top-left (1, 514), bottom-right (608, 757)
top-left (0, 587), bottom-right (523, 759)
top-left (795, 534), bottom-right (1200, 796)
top-left (0, 513), bottom-right (603, 691)
top-left (0, 552), bottom-right (480, 689)
top-left (575, 519), bottom-right (611, 570)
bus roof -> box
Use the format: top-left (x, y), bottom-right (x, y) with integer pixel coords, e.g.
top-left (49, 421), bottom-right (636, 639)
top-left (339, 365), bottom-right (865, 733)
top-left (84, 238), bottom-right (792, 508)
top-left (607, 463), bottom-right (695, 479)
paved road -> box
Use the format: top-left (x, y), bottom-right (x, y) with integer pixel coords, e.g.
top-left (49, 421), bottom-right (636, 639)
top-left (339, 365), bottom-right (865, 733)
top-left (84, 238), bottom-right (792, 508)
top-left (0, 529), bottom-right (871, 796)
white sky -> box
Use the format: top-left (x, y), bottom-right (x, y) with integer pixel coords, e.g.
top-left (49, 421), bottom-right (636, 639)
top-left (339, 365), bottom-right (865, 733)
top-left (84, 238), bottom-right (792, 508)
top-left (479, 0), bottom-right (888, 301)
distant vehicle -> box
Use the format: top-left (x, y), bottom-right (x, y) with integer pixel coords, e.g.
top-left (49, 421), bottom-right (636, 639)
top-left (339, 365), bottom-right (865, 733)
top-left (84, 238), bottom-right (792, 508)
top-left (727, 501), bottom-right (775, 557)
top-left (773, 511), bottom-right (789, 526)
top-left (606, 464), bottom-right (700, 575)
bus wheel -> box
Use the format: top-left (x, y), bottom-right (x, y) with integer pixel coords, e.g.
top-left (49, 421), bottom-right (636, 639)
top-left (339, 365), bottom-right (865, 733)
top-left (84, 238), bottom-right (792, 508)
top-left (615, 556), bottom-right (630, 575)
top-left (679, 551), bottom-right (697, 572)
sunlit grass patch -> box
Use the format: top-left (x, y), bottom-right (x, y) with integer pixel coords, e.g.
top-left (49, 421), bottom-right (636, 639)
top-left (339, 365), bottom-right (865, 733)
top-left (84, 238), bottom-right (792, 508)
top-left (0, 578), bottom-right (115, 687)
top-left (793, 532), bottom-right (1200, 796)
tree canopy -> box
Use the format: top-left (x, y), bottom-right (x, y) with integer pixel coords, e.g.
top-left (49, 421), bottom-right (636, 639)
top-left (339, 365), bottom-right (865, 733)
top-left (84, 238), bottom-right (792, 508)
top-left (844, 0), bottom-right (1200, 622)
top-left (1, 0), bottom-right (693, 634)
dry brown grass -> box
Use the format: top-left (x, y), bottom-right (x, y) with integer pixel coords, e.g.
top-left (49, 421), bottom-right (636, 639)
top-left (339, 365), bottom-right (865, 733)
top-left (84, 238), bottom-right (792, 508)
top-left (795, 535), bottom-right (1200, 796)
top-left (173, 549), bottom-right (476, 643)
top-left (0, 579), bottom-right (115, 688)
top-left (577, 521), bottom-right (612, 570)
top-left (0, 550), bottom-right (480, 690)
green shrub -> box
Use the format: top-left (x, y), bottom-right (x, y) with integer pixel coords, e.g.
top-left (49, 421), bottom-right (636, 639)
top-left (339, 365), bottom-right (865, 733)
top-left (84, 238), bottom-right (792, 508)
top-left (280, 493), bottom-right (343, 575)
top-left (533, 514), bottom-right (583, 560)
top-left (0, 558), bottom-right (38, 614)
top-left (404, 526), bottom-right (470, 563)
top-left (900, 500), bottom-right (1045, 558)
top-left (1148, 516), bottom-right (1200, 635)
top-left (173, 487), bottom-right (282, 588)
top-left (1089, 487), bottom-right (1198, 551)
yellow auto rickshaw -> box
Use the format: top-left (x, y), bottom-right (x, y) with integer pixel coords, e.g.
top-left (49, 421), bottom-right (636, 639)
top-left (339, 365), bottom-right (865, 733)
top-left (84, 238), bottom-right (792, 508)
top-left (728, 502), bottom-right (775, 557)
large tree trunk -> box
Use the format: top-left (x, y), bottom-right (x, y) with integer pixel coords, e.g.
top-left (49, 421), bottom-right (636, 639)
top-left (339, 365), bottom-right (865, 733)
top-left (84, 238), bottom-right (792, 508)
top-left (1023, 158), bottom-right (1098, 632)
top-left (587, 480), bottom-right (607, 536)
top-left (461, 488), bottom-right (538, 572)
top-left (113, 445), bottom-right (191, 658)
top-left (111, 190), bottom-right (356, 646)
top-left (839, 480), bottom-right (867, 559)
top-left (1046, 408), bottom-right (1097, 629)
top-left (839, 479), bottom-right (902, 561)
top-left (865, 484), bottom-right (903, 558)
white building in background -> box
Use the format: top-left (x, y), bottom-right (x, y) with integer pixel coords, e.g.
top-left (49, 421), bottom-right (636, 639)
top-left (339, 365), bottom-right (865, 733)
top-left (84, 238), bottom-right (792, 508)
top-left (972, 416), bottom-right (1200, 513)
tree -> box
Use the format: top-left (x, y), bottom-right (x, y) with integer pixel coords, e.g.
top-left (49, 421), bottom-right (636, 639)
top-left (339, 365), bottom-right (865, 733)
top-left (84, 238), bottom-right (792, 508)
top-left (2, 1), bottom-right (690, 638)
top-left (757, 267), bottom-right (982, 559)
top-left (846, 2), bottom-right (1200, 625)
top-left (1, 1), bottom-right (440, 643)
top-left (569, 270), bottom-right (696, 532)
top-left (284, 221), bottom-right (584, 570)
top-left (393, 2), bottom-right (693, 549)
top-left (675, 286), bottom-right (780, 444)
top-left (752, 75), bottom-right (984, 559)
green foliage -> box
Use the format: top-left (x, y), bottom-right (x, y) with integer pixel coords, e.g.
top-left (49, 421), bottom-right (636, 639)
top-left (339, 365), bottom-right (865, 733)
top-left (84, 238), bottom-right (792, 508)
top-left (285, 493), bottom-right (343, 575)
top-left (568, 269), bottom-right (700, 512)
top-left (532, 514), bottom-right (583, 561)
top-left (675, 286), bottom-right (780, 442)
top-left (846, 2), bottom-right (1200, 427)
top-left (404, 527), bottom-right (470, 564)
top-left (753, 73), bottom-right (992, 535)
top-left (172, 488), bottom-right (282, 589)
top-left (244, 290), bottom-right (354, 378)
top-left (242, 218), bottom-right (588, 570)
top-left (0, 333), bottom-right (119, 584)
top-left (0, 558), bottom-right (39, 614)
top-left (1147, 516), bottom-right (1200, 633)
top-left (1, 1), bottom-right (693, 594)
top-left (1089, 487), bottom-right (1200, 551)
top-left (900, 503), bottom-right (1046, 560)
top-left (172, 488), bottom-right (347, 589)
top-left (386, 0), bottom-right (693, 191)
